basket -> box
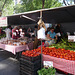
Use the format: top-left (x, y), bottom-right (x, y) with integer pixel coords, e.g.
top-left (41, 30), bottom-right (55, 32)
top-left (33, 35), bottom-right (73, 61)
top-left (20, 58), bottom-right (41, 70)
top-left (20, 70), bottom-right (38, 75)
top-left (20, 54), bottom-right (41, 62)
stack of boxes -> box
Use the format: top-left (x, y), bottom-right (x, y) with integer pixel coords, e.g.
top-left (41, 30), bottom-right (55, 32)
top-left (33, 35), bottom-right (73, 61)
top-left (20, 54), bottom-right (41, 75)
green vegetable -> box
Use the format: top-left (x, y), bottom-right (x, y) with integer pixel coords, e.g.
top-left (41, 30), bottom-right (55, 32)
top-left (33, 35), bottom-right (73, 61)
top-left (37, 67), bottom-right (56, 75)
top-left (0, 34), bottom-right (6, 39)
top-left (49, 38), bottom-right (75, 51)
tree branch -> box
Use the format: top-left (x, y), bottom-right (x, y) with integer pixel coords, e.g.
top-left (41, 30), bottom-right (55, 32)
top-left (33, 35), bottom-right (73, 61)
top-left (1, 0), bottom-right (7, 11)
top-left (66, 0), bottom-right (70, 5)
top-left (63, 0), bottom-right (67, 6)
top-left (42, 0), bottom-right (45, 9)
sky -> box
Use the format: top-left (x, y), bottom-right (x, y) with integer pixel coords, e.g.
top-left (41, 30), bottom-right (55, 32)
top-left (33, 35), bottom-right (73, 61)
top-left (59, 0), bottom-right (74, 5)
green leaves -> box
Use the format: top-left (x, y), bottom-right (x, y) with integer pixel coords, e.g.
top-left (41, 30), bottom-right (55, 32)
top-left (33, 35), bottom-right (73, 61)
top-left (1, 0), bottom-right (14, 16)
top-left (49, 38), bottom-right (75, 51)
top-left (14, 0), bottom-right (62, 14)
top-left (37, 67), bottom-right (56, 75)
top-left (1, 0), bottom-right (62, 16)
top-left (0, 34), bottom-right (6, 39)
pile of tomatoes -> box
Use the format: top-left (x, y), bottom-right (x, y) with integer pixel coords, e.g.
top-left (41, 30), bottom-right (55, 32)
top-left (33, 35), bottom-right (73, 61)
top-left (34, 47), bottom-right (75, 60)
top-left (22, 47), bottom-right (75, 60)
top-left (22, 50), bottom-right (40, 57)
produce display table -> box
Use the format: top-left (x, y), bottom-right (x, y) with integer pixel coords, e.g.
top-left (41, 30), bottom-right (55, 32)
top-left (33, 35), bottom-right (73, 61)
top-left (43, 54), bottom-right (75, 75)
top-left (0, 42), bottom-right (33, 55)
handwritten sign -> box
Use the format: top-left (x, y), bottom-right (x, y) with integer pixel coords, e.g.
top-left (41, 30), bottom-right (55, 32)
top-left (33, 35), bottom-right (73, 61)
top-left (68, 35), bottom-right (75, 42)
top-left (0, 17), bottom-right (7, 27)
top-left (43, 61), bottom-right (53, 68)
top-left (37, 27), bottom-right (46, 39)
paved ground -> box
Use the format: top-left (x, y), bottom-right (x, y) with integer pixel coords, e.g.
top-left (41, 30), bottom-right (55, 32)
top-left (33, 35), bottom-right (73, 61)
top-left (0, 49), bottom-right (19, 75)
top-left (0, 49), bottom-right (68, 75)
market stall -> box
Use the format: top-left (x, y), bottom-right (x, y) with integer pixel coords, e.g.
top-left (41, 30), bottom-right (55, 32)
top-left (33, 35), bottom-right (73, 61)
top-left (1, 5), bottom-right (75, 75)
top-left (0, 38), bottom-right (33, 55)
top-left (0, 43), bottom-right (33, 55)
top-left (21, 46), bottom-right (75, 75)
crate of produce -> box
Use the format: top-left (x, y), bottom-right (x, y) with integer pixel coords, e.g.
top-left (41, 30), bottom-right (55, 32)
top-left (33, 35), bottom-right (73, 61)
top-left (20, 66), bottom-right (41, 75)
top-left (20, 58), bottom-right (41, 70)
top-left (20, 54), bottom-right (41, 62)
top-left (20, 70), bottom-right (38, 75)
top-left (20, 63), bottom-right (41, 71)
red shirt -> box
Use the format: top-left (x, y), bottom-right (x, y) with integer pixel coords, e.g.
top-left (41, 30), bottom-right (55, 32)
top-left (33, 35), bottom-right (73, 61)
top-left (12, 29), bottom-right (18, 39)
top-left (0, 29), bottom-right (1, 34)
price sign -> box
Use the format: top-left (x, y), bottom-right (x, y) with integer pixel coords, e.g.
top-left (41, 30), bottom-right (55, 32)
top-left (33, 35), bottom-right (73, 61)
top-left (37, 27), bottom-right (46, 39)
top-left (68, 35), bottom-right (75, 42)
top-left (0, 17), bottom-right (7, 27)
top-left (43, 61), bottom-right (53, 68)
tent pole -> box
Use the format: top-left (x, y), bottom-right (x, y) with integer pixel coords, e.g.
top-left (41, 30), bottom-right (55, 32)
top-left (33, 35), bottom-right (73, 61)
top-left (41, 39), bottom-right (43, 68)
top-left (40, 11), bottom-right (43, 68)
top-left (40, 11), bottom-right (42, 20)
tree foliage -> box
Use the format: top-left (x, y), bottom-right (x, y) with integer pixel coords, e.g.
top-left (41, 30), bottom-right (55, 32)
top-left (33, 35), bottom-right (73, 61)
top-left (0, 0), bottom-right (14, 16)
top-left (14, 0), bottom-right (62, 13)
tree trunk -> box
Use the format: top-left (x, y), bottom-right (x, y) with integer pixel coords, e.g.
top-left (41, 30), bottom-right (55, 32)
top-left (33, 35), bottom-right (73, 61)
top-left (42, 0), bottom-right (45, 9)
top-left (2, 0), bottom-right (7, 11)
top-left (0, 0), bottom-right (7, 16)
top-left (0, 10), bottom-right (2, 16)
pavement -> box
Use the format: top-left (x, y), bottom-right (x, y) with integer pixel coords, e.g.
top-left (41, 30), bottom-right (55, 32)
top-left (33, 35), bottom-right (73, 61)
top-left (0, 49), bottom-right (19, 75)
top-left (0, 49), bottom-right (68, 75)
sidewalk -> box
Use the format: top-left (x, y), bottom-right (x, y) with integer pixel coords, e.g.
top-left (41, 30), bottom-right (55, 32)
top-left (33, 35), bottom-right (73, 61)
top-left (0, 50), bottom-right (19, 75)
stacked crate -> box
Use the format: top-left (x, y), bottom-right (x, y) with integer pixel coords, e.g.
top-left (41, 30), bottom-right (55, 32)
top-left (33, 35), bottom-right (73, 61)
top-left (20, 54), bottom-right (41, 75)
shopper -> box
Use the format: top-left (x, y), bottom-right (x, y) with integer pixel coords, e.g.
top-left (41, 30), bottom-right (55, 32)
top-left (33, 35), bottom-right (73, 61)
top-left (0, 27), bottom-right (2, 35)
top-left (20, 28), bottom-right (25, 37)
top-left (12, 26), bottom-right (19, 39)
top-left (33, 20), bottom-right (46, 49)
top-left (18, 26), bottom-right (22, 37)
top-left (5, 26), bottom-right (12, 40)
top-left (27, 27), bottom-right (32, 33)
top-left (34, 25), bottom-right (38, 37)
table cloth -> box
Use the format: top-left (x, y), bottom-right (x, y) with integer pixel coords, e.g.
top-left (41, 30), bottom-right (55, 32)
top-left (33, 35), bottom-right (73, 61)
top-left (43, 54), bottom-right (75, 75)
top-left (0, 42), bottom-right (33, 55)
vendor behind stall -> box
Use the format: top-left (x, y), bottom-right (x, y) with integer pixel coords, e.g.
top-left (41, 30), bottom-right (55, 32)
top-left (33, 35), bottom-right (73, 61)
top-left (54, 24), bottom-right (61, 43)
top-left (45, 27), bottom-right (57, 46)
top-left (45, 27), bottom-right (51, 35)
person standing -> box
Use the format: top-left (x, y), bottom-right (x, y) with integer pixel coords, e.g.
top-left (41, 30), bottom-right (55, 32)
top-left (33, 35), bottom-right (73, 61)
top-left (33, 20), bottom-right (46, 49)
top-left (0, 27), bottom-right (2, 35)
top-left (20, 28), bottom-right (26, 38)
top-left (46, 27), bottom-right (57, 46)
top-left (27, 27), bottom-right (32, 33)
top-left (34, 25), bottom-right (38, 37)
top-left (45, 27), bottom-right (51, 35)
top-left (5, 26), bottom-right (12, 40)
top-left (12, 26), bottom-right (18, 39)
top-left (54, 24), bottom-right (61, 43)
